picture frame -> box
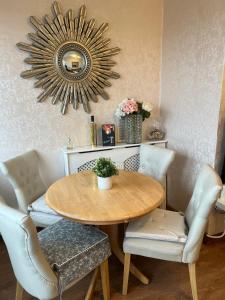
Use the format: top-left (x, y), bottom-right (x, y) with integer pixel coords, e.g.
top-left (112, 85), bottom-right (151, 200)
top-left (102, 124), bottom-right (115, 146)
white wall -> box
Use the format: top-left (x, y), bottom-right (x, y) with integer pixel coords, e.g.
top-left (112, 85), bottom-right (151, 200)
top-left (0, 0), bottom-right (163, 205)
top-left (161, 0), bottom-right (225, 211)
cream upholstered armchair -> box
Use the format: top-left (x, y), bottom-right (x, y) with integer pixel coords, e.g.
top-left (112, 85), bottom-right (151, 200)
top-left (0, 196), bottom-right (111, 300)
top-left (0, 150), bottom-right (62, 227)
top-left (138, 144), bottom-right (175, 184)
top-left (122, 165), bottom-right (222, 300)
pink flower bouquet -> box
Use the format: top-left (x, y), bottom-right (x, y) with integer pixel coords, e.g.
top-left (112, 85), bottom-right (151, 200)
top-left (115, 98), bottom-right (153, 121)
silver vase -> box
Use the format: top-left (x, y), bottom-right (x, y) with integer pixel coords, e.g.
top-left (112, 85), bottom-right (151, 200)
top-left (124, 113), bottom-right (143, 144)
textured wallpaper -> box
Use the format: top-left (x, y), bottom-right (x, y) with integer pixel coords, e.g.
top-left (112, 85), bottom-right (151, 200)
top-left (0, 0), bottom-right (163, 204)
top-left (161, 0), bottom-right (225, 212)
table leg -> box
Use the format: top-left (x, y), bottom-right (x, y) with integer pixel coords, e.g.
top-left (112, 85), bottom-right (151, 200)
top-left (105, 224), bottom-right (149, 285)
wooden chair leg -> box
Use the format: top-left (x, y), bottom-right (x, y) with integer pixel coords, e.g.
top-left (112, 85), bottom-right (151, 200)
top-left (188, 263), bottom-right (198, 300)
top-left (16, 281), bottom-right (23, 300)
top-left (122, 253), bottom-right (131, 295)
top-left (100, 259), bottom-right (110, 300)
top-left (85, 267), bottom-right (99, 300)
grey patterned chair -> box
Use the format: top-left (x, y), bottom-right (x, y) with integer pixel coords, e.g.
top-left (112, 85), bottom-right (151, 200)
top-left (0, 150), bottom-right (62, 227)
top-left (0, 196), bottom-right (111, 300)
top-left (122, 165), bottom-right (222, 300)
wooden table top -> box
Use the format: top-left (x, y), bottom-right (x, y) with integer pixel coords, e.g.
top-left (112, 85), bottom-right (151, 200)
top-left (46, 170), bottom-right (165, 225)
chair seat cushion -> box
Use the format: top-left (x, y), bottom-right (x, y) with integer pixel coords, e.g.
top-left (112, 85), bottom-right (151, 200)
top-left (38, 219), bottom-right (111, 289)
top-left (123, 237), bottom-right (184, 262)
top-left (28, 194), bottom-right (58, 215)
top-left (126, 208), bottom-right (188, 243)
top-left (29, 211), bottom-right (62, 227)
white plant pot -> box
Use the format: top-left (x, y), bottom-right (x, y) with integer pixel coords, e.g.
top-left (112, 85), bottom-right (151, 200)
top-left (97, 176), bottom-right (112, 190)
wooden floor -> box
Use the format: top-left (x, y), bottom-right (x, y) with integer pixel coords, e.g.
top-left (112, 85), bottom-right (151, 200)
top-left (1, 237), bottom-right (225, 300)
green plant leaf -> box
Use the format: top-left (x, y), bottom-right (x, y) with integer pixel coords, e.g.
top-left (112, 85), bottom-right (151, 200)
top-left (92, 157), bottom-right (119, 178)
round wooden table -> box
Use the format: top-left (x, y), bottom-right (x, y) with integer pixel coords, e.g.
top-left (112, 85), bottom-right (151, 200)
top-left (46, 170), bottom-right (165, 294)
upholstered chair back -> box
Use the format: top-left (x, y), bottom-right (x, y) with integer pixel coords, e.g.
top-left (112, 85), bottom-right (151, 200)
top-left (182, 165), bottom-right (222, 263)
top-left (0, 150), bottom-right (46, 213)
top-left (0, 196), bottom-right (58, 299)
top-left (138, 144), bottom-right (175, 183)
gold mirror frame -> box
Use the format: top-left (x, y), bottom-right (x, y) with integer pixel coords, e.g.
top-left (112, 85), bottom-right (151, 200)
top-left (17, 1), bottom-right (120, 114)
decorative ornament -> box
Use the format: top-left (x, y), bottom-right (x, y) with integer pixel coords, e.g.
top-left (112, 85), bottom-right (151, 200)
top-left (16, 1), bottom-right (120, 114)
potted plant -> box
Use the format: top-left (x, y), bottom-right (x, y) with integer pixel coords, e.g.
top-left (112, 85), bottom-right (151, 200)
top-left (93, 158), bottom-right (119, 190)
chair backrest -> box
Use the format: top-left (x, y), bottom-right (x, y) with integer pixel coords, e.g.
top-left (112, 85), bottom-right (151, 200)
top-left (138, 144), bottom-right (175, 183)
top-left (182, 165), bottom-right (222, 263)
top-left (0, 196), bottom-right (58, 299)
top-left (0, 150), bottom-right (46, 212)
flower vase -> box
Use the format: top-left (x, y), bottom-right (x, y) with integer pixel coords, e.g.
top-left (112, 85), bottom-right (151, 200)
top-left (118, 117), bottom-right (126, 143)
top-left (124, 113), bottom-right (143, 144)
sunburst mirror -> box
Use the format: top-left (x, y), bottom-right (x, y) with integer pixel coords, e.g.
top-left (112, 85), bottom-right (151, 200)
top-left (16, 1), bottom-right (120, 114)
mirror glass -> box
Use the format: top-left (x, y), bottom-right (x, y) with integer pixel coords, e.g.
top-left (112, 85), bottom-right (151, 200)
top-left (62, 50), bottom-right (87, 75)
